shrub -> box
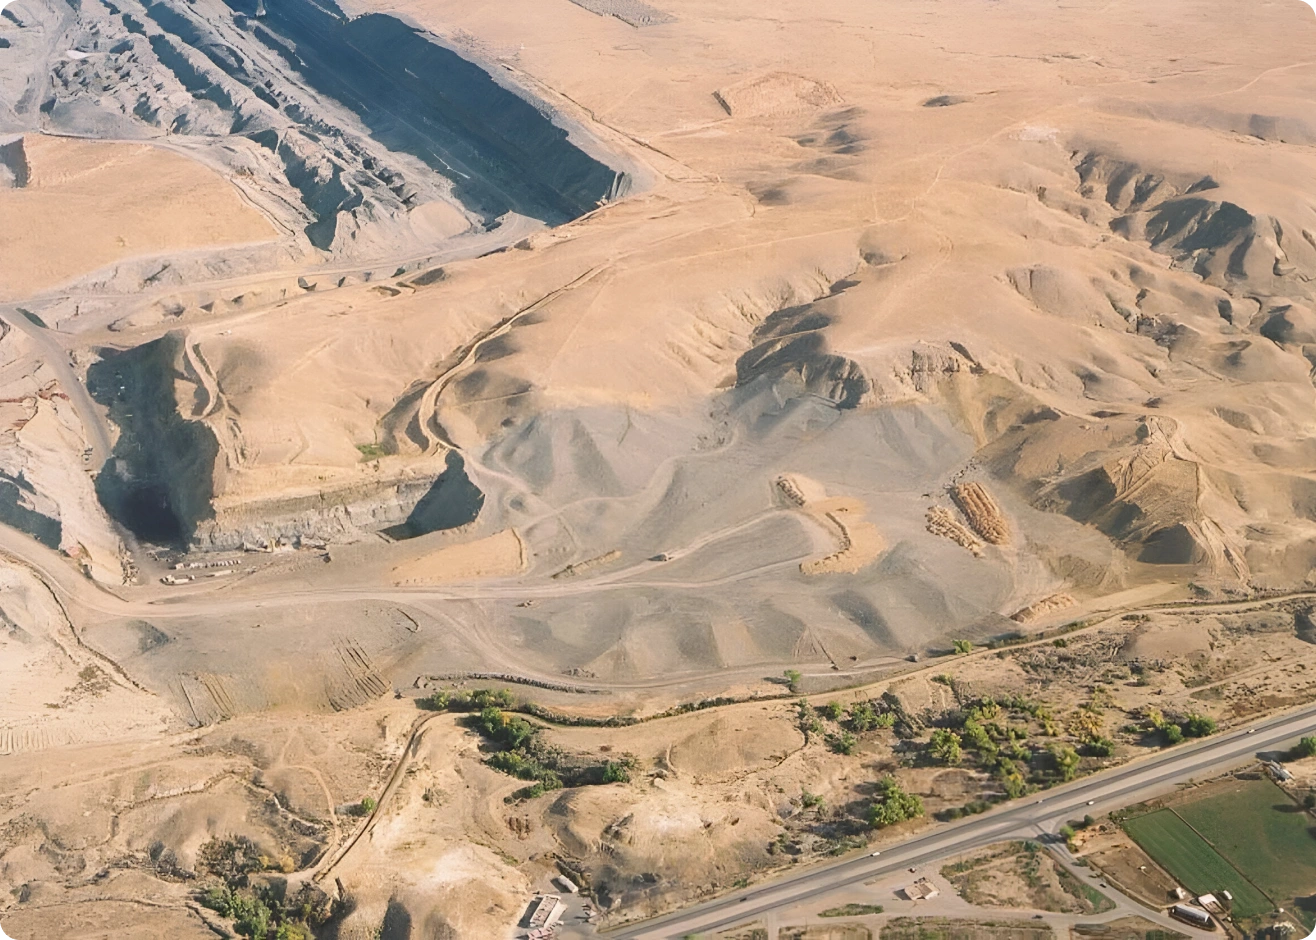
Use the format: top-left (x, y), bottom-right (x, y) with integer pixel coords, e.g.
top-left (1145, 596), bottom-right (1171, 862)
top-left (867, 776), bottom-right (924, 828)
top-left (823, 701), bottom-right (845, 722)
top-left (1181, 713), bottom-right (1216, 738)
top-left (848, 701), bottom-right (880, 732)
top-left (1294, 736), bottom-right (1316, 759)
top-left (953, 639), bottom-right (974, 654)
top-left (828, 730), bottom-right (858, 755)
top-left (1084, 736), bottom-right (1115, 757)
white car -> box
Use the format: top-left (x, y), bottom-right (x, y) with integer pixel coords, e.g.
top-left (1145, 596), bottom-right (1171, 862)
top-left (871, 851), bottom-right (882, 857)
top-left (1087, 800), bottom-right (1095, 805)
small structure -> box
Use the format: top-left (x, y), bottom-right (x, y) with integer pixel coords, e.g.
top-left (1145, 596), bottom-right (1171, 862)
top-left (1173, 887), bottom-right (1189, 900)
top-left (522, 894), bottom-right (565, 931)
top-left (1198, 894), bottom-right (1226, 915)
top-left (903, 878), bottom-right (940, 901)
top-left (553, 874), bottom-right (579, 894)
top-left (1170, 904), bottom-right (1215, 930)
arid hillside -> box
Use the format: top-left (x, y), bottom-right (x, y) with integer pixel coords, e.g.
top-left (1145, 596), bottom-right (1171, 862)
top-left (1, 0), bottom-right (1315, 935)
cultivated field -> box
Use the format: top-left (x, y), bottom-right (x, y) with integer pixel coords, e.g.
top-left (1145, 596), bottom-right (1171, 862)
top-left (1122, 793), bottom-right (1280, 922)
top-left (1174, 779), bottom-right (1316, 927)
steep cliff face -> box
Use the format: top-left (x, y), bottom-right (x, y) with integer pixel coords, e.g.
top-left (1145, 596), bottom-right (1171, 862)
top-left (193, 452), bottom-right (484, 550)
top-left (88, 334), bottom-right (220, 546)
top-left (89, 333), bottom-right (486, 548)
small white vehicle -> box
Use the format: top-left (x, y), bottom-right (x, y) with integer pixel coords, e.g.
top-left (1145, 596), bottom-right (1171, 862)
top-left (1087, 800), bottom-right (1095, 805)
top-left (871, 851), bottom-right (882, 857)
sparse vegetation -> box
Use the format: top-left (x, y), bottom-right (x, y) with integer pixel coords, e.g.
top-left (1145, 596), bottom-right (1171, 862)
top-left (196, 838), bottom-right (334, 940)
top-left (953, 639), bottom-right (974, 654)
top-left (821, 902), bottom-right (885, 917)
top-left (421, 688), bottom-right (637, 798)
top-left (942, 842), bottom-right (1113, 914)
top-left (354, 442), bottom-right (386, 460)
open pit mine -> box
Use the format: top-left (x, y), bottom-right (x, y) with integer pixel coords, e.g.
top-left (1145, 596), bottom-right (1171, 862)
top-left (2, 0), bottom-right (1316, 936)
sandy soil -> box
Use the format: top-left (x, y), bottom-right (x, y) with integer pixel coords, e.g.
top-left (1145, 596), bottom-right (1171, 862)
top-left (1, 0), bottom-right (1316, 933)
top-left (391, 527), bottom-right (526, 584)
top-left (0, 136), bottom-right (276, 300)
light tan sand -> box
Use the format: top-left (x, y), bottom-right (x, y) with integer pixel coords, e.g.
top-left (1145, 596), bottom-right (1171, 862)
top-left (0, 136), bottom-right (275, 300)
top-left (391, 528), bottom-right (526, 584)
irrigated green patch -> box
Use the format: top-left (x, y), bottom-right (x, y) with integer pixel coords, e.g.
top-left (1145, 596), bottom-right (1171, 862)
top-left (1174, 778), bottom-right (1316, 927)
top-left (1122, 810), bottom-right (1271, 918)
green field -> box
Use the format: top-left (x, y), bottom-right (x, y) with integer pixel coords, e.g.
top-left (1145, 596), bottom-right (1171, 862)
top-left (1175, 779), bottom-right (1316, 921)
top-left (1122, 809), bottom-right (1272, 918)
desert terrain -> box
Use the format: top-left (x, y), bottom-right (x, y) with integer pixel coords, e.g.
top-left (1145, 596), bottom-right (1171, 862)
top-left (1, 0), bottom-right (1316, 934)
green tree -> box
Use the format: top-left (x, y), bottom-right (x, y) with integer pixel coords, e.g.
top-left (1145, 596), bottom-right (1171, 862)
top-left (961, 718), bottom-right (994, 752)
top-left (1001, 770), bottom-right (1028, 799)
top-left (358, 796), bottom-right (377, 814)
top-left (929, 729), bottom-right (963, 765)
top-left (602, 761), bottom-right (630, 784)
top-left (784, 669), bottom-right (802, 691)
top-left (823, 701), bottom-right (845, 722)
top-left (953, 639), bottom-right (974, 654)
top-left (1295, 736), bottom-right (1316, 759)
top-left (867, 776), bottom-right (924, 828)
top-left (1049, 744), bottom-right (1081, 781)
top-left (1164, 724), bottom-right (1184, 745)
top-left (1181, 713), bottom-right (1216, 738)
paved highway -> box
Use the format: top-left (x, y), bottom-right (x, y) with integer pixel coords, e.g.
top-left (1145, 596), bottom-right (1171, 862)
top-left (612, 702), bottom-right (1316, 939)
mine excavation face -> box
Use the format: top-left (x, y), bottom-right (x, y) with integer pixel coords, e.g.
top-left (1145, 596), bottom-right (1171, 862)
top-left (3, 0), bottom-right (1316, 935)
